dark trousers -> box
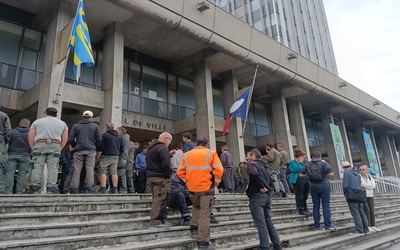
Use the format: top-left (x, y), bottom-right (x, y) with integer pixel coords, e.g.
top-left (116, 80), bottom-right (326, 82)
top-left (293, 177), bottom-right (310, 211)
top-left (168, 192), bottom-right (192, 218)
top-left (125, 162), bottom-right (134, 192)
top-left (222, 167), bottom-right (234, 192)
top-left (363, 196), bottom-right (375, 227)
top-left (135, 170), bottom-right (147, 193)
top-left (249, 192), bottom-right (281, 250)
top-left (348, 201), bottom-right (369, 233)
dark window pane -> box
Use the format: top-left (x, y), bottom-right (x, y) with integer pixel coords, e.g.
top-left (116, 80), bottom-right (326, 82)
top-left (23, 29), bottom-right (41, 50)
top-left (142, 98), bottom-right (167, 118)
top-left (179, 106), bottom-right (195, 120)
top-left (21, 49), bottom-right (38, 69)
top-left (16, 68), bottom-right (36, 90)
top-left (0, 20), bottom-right (23, 65)
top-left (129, 95), bottom-right (141, 113)
top-left (0, 63), bottom-right (16, 88)
top-left (169, 104), bottom-right (178, 120)
top-left (123, 93), bottom-right (128, 111)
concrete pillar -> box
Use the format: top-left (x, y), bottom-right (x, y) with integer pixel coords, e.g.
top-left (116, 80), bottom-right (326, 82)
top-left (287, 97), bottom-right (309, 159)
top-left (320, 109), bottom-right (340, 178)
top-left (389, 134), bottom-right (400, 177)
top-left (193, 59), bottom-right (216, 150)
top-left (221, 70), bottom-right (245, 164)
top-left (37, 1), bottom-right (71, 119)
top-left (368, 126), bottom-right (383, 176)
top-left (337, 114), bottom-right (352, 164)
top-left (99, 22), bottom-right (124, 130)
top-left (270, 91), bottom-right (293, 158)
top-left (379, 129), bottom-right (398, 177)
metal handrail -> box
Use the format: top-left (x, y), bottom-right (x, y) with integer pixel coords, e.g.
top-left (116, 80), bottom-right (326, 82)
top-left (329, 177), bottom-right (400, 194)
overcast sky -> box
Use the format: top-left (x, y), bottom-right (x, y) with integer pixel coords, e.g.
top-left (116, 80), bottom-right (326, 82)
top-left (323, 0), bottom-right (400, 112)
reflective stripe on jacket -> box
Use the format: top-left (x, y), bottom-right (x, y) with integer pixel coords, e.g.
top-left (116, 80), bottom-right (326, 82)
top-left (177, 146), bottom-right (223, 192)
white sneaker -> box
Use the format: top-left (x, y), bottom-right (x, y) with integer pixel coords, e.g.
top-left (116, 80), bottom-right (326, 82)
top-left (368, 227), bottom-right (375, 232)
top-left (372, 226), bottom-right (382, 232)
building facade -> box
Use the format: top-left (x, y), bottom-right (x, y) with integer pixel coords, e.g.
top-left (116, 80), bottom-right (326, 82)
top-left (209, 0), bottom-right (338, 75)
top-left (0, 0), bottom-right (399, 179)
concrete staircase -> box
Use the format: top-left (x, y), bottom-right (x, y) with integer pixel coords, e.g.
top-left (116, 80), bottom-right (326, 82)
top-left (1, 192), bottom-right (400, 249)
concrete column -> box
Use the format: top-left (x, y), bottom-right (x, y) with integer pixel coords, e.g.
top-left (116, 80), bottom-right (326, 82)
top-left (270, 91), bottom-right (293, 158)
top-left (287, 97), bottom-right (309, 159)
top-left (337, 114), bottom-right (352, 164)
top-left (389, 134), bottom-right (400, 177)
top-left (193, 59), bottom-right (216, 150)
top-left (320, 109), bottom-right (340, 178)
top-left (99, 22), bottom-right (124, 130)
top-left (37, 1), bottom-right (71, 119)
top-left (368, 126), bottom-right (383, 176)
top-left (379, 129), bottom-right (398, 176)
top-left (221, 70), bottom-right (245, 164)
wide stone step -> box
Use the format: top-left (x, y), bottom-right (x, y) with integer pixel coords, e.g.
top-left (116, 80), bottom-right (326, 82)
top-left (218, 214), bottom-right (400, 249)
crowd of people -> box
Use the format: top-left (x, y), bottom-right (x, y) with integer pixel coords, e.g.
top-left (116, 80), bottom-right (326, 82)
top-left (0, 106), bottom-right (381, 249)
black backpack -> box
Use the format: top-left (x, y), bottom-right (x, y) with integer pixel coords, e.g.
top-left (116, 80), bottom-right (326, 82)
top-left (307, 161), bottom-right (324, 182)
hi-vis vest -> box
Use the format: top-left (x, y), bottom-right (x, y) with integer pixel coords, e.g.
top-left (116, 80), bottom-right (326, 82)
top-left (177, 146), bottom-right (223, 192)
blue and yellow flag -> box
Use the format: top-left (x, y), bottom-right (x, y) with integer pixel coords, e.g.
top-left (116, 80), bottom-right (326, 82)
top-left (69, 0), bottom-right (94, 82)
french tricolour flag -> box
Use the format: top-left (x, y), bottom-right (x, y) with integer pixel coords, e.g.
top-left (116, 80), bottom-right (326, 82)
top-left (221, 87), bottom-right (251, 136)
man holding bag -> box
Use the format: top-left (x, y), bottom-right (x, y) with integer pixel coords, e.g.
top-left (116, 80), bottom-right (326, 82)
top-left (342, 161), bottom-right (370, 235)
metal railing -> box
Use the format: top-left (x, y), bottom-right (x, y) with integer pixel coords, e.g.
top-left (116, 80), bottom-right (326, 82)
top-left (329, 176), bottom-right (400, 194)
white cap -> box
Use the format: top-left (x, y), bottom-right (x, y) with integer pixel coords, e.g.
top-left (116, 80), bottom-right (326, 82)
top-left (82, 110), bottom-right (93, 117)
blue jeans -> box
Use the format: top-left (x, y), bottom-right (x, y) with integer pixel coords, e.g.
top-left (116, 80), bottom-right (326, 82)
top-left (249, 193), bottom-right (281, 250)
top-left (310, 185), bottom-right (332, 228)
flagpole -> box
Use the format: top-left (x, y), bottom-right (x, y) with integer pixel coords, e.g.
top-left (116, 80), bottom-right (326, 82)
top-left (241, 65), bottom-right (259, 137)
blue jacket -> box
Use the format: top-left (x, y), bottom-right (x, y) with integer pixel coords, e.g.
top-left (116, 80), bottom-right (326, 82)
top-left (8, 126), bottom-right (31, 156)
top-left (342, 168), bottom-right (362, 195)
top-left (135, 152), bottom-right (146, 171)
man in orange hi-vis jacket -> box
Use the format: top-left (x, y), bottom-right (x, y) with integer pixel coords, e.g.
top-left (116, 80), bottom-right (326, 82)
top-left (177, 136), bottom-right (223, 250)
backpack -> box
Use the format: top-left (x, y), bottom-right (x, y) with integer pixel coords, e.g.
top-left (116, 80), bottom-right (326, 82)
top-left (307, 161), bottom-right (324, 182)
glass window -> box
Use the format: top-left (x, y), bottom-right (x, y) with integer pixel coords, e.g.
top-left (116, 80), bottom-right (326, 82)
top-left (213, 89), bottom-right (224, 118)
top-left (38, 35), bottom-right (46, 72)
top-left (347, 130), bottom-right (359, 153)
top-left (142, 98), bottom-right (167, 118)
top-left (169, 104), bottom-right (178, 120)
top-left (95, 51), bottom-right (103, 89)
top-left (0, 63), bottom-right (16, 88)
top-left (168, 75), bottom-right (177, 105)
top-left (16, 68), bottom-right (36, 90)
top-left (65, 50), bottom-right (77, 84)
top-left (22, 29), bottom-right (41, 50)
top-left (82, 66), bottom-right (95, 84)
top-left (129, 95), bottom-right (141, 113)
top-left (178, 78), bottom-right (195, 109)
top-left (0, 20), bottom-right (23, 65)
top-left (142, 66), bottom-right (167, 102)
top-left (123, 60), bottom-right (129, 93)
top-left (129, 62), bottom-right (141, 95)
top-left (254, 102), bottom-right (270, 135)
top-left (21, 49), bottom-right (38, 70)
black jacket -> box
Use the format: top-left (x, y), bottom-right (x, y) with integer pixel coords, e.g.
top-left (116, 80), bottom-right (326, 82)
top-left (8, 126), bottom-right (31, 156)
top-left (246, 159), bottom-right (271, 199)
top-left (97, 130), bottom-right (122, 156)
top-left (146, 140), bottom-right (171, 179)
top-left (68, 119), bottom-right (102, 152)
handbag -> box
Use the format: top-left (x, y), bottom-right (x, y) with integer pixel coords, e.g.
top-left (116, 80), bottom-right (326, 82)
top-left (345, 188), bottom-right (367, 203)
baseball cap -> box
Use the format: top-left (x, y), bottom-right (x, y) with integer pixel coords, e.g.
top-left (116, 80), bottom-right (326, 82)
top-left (45, 107), bottom-right (58, 117)
top-left (196, 135), bottom-right (209, 145)
top-left (83, 110), bottom-right (93, 117)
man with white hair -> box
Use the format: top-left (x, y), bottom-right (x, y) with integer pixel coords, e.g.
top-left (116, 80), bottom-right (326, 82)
top-left (68, 110), bottom-right (102, 194)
